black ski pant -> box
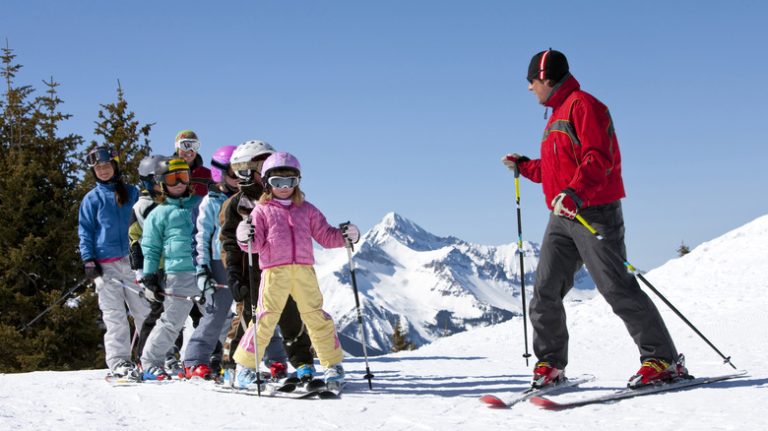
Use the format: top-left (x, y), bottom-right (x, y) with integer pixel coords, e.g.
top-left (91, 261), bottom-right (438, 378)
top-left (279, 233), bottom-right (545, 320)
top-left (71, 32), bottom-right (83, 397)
top-left (529, 201), bottom-right (678, 370)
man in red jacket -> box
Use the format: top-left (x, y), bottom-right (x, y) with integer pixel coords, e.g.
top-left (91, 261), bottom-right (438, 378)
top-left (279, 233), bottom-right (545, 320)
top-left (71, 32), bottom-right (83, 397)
top-left (503, 49), bottom-right (686, 389)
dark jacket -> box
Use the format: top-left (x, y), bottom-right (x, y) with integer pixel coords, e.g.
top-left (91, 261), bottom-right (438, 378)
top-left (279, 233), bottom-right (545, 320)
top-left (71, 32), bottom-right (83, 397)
top-left (219, 191), bottom-right (260, 302)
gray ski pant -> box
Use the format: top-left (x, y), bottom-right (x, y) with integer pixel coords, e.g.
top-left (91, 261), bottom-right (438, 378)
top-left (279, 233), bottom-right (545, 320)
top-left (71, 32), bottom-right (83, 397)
top-left (529, 201), bottom-right (678, 369)
top-left (95, 256), bottom-right (151, 371)
top-left (183, 260), bottom-right (233, 367)
top-left (141, 272), bottom-right (198, 369)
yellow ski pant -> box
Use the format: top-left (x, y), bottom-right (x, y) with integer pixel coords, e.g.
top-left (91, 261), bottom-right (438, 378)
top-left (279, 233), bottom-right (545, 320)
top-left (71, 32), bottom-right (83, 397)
top-left (234, 264), bottom-right (343, 368)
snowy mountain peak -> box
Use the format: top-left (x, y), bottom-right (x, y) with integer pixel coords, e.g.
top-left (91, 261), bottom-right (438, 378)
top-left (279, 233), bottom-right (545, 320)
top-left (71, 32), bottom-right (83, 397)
top-left (319, 211), bottom-right (596, 355)
top-left (366, 212), bottom-right (457, 251)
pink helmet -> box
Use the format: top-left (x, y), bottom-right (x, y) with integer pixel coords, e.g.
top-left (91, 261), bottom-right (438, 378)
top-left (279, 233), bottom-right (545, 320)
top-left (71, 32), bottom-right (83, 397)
top-left (210, 145), bottom-right (237, 183)
top-left (261, 151), bottom-right (301, 178)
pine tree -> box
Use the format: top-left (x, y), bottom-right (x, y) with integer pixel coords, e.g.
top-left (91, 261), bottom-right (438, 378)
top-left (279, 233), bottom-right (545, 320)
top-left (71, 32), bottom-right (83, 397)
top-left (677, 241), bottom-right (691, 257)
top-left (0, 44), bottom-right (103, 372)
top-left (82, 80), bottom-right (154, 188)
top-left (391, 317), bottom-right (416, 352)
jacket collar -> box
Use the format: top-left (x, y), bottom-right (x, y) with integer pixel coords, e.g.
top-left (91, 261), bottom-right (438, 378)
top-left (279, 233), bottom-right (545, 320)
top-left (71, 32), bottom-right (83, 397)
top-left (96, 181), bottom-right (117, 192)
top-left (165, 194), bottom-right (194, 207)
top-left (265, 199), bottom-right (293, 209)
top-left (544, 74), bottom-right (580, 109)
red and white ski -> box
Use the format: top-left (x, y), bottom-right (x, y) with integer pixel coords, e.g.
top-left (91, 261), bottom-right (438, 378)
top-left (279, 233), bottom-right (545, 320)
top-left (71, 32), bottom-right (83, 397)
top-left (479, 374), bottom-right (595, 408)
top-left (530, 370), bottom-right (748, 410)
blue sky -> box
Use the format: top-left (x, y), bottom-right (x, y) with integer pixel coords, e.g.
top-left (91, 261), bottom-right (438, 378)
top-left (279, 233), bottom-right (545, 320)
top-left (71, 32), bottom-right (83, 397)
top-left (4, 0), bottom-right (767, 270)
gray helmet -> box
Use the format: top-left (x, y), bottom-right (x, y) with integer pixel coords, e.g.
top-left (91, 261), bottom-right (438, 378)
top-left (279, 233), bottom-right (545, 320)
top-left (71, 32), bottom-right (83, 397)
top-left (138, 155), bottom-right (169, 192)
top-left (139, 155), bottom-right (169, 179)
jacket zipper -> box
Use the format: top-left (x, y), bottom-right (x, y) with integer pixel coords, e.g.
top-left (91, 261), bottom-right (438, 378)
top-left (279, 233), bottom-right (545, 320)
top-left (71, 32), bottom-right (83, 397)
top-left (289, 209), bottom-right (296, 263)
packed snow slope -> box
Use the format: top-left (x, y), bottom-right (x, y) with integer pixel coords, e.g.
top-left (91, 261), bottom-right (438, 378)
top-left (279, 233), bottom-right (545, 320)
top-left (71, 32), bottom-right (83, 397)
top-left (1, 215), bottom-right (767, 431)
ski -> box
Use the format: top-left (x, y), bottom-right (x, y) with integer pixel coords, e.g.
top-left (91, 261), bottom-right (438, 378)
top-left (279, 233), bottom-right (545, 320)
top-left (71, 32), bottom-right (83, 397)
top-left (104, 374), bottom-right (141, 387)
top-left (530, 370), bottom-right (748, 410)
top-left (105, 372), bottom-right (216, 387)
top-left (210, 378), bottom-right (334, 399)
top-left (104, 374), bottom-right (178, 386)
top-left (316, 381), bottom-right (344, 399)
top-left (479, 374), bottom-right (595, 408)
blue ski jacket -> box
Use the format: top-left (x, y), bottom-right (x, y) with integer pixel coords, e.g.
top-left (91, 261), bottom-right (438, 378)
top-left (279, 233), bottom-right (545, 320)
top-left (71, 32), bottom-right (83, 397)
top-left (195, 188), bottom-right (230, 269)
top-left (78, 182), bottom-right (140, 262)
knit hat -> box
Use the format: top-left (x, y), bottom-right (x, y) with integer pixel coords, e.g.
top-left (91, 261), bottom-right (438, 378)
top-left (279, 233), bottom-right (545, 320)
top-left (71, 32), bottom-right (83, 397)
top-left (156, 157), bottom-right (191, 177)
top-left (527, 49), bottom-right (569, 83)
top-left (166, 157), bottom-right (190, 173)
top-left (174, 129), bottom-right (201, 152)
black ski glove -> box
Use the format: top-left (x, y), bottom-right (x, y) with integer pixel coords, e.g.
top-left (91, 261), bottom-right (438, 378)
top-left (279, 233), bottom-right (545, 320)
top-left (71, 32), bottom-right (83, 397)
top-left (228, 271), bottom-right (247, 303)
top-left (141, 273), bottom-right (163, 303)
top-left (83, 260), bottom-right (102, 282)
top-left (128, 241), bottom-right (143, 271)
top-left (196, 265), bottom-right (216, 306)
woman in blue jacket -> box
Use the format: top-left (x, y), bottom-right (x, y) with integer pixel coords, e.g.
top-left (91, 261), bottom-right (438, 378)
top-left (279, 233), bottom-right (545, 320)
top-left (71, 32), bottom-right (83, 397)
top-left (78, 146), bottom-right (149, 380)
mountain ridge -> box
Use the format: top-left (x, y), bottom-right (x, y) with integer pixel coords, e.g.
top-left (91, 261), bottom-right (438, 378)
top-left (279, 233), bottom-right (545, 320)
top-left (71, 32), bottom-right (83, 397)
top-left (316, 211), bottom-right (596, 355)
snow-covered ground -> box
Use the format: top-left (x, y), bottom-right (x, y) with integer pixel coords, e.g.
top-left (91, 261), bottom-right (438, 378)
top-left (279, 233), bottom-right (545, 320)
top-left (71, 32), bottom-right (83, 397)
top-left (2, 215), bottom-right (767, 430)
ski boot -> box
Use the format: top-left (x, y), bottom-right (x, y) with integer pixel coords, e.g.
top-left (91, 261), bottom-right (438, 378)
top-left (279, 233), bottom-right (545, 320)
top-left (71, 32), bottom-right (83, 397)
top-left (109, 360), bottom-right (142, 382)
top-left (209, 354), bottom-right (223, 378)
top-left (143, 365), bottom-right (172, 381)
top-left (185, 364), bottom-right (214, 380)
top-left (234, 364), bottom-right (261, 390)
top-left (323, 363), bottom-right (345, 384)
top-left (295, 363), bottom-right (315, 383)
top-left (269, 361), bottom-right (288, 381)
top-left (628, 354), bottom-right (690, 389)
top-left (164, 355), bottom-right (185, 379)
top-left (531, 361), bottom-right (565, 389)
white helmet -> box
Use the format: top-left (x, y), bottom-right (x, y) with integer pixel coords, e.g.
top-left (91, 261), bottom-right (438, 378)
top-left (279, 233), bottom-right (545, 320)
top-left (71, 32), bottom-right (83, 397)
top-left (230, 140), bottom-right (275, 165)
top-left (231, 140), bottom-right (276, 181)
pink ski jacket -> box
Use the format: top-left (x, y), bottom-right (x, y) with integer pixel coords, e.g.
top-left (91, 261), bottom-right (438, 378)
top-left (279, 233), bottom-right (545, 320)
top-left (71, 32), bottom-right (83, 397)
top-left (241, 199), bottom-right (346, 269)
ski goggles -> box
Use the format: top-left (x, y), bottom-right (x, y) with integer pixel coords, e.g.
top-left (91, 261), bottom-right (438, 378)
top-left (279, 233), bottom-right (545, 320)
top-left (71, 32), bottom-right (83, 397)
top-left (232, 160), bottom-right (266, 180)
top-left (86, 148), bottom-right (118, 167)
top-left (176, 139), bottom-right (201, 152)
top-left (267, 176), bottom-right (300, 189)
top-left (162, 170), bottom-right (191, 186)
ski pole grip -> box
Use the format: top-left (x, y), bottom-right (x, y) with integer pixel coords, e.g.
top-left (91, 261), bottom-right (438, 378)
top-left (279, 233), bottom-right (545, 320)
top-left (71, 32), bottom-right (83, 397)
top-left (339, 221), bottom-right (354, 249)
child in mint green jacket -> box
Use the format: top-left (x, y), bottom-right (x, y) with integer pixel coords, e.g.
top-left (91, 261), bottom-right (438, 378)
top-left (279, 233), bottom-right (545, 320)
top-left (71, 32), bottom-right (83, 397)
top-left (139, 158), bottom-right (201, 380)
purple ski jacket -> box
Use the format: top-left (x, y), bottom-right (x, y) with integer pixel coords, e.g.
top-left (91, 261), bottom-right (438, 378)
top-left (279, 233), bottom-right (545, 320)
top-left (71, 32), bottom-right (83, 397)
top-left (240, 199), bottom-right (346, 270)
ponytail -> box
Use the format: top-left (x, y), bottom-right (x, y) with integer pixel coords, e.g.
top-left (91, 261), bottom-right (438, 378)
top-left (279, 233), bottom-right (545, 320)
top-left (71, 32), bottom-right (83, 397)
top-left (115, 178), bottom-right (129, 207)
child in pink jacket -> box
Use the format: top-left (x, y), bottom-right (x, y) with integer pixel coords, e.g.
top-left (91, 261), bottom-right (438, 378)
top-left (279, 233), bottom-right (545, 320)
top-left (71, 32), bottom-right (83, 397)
top-left (234, 152), bottom-right (360, 388)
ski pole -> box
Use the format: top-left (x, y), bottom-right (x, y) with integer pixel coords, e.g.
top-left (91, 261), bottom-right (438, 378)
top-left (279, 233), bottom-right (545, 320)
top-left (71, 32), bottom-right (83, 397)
top-left (574, 214), bottom-right (737, 369)
top-left (246, 223), bottom-right (262, 397)
top-left (340, 222), bottom-right (375, 390)
top-left (513, 166), bottom-right (532, 366)
top-left (19, 277), bottom-right (91, 331)
top-left (112, 278), bottom-right (202, 303)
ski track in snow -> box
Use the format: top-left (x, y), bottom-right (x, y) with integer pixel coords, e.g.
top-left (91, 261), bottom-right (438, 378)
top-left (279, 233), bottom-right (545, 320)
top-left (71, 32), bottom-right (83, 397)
top-left (2, 215), bottom-right (768, 430)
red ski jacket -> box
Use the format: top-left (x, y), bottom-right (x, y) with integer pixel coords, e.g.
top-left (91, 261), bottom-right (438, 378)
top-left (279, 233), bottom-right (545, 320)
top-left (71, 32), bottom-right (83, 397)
top-left (519, 75), bottom-right (625, 209)
top-left (190, 164), bottom-right (212, 197)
